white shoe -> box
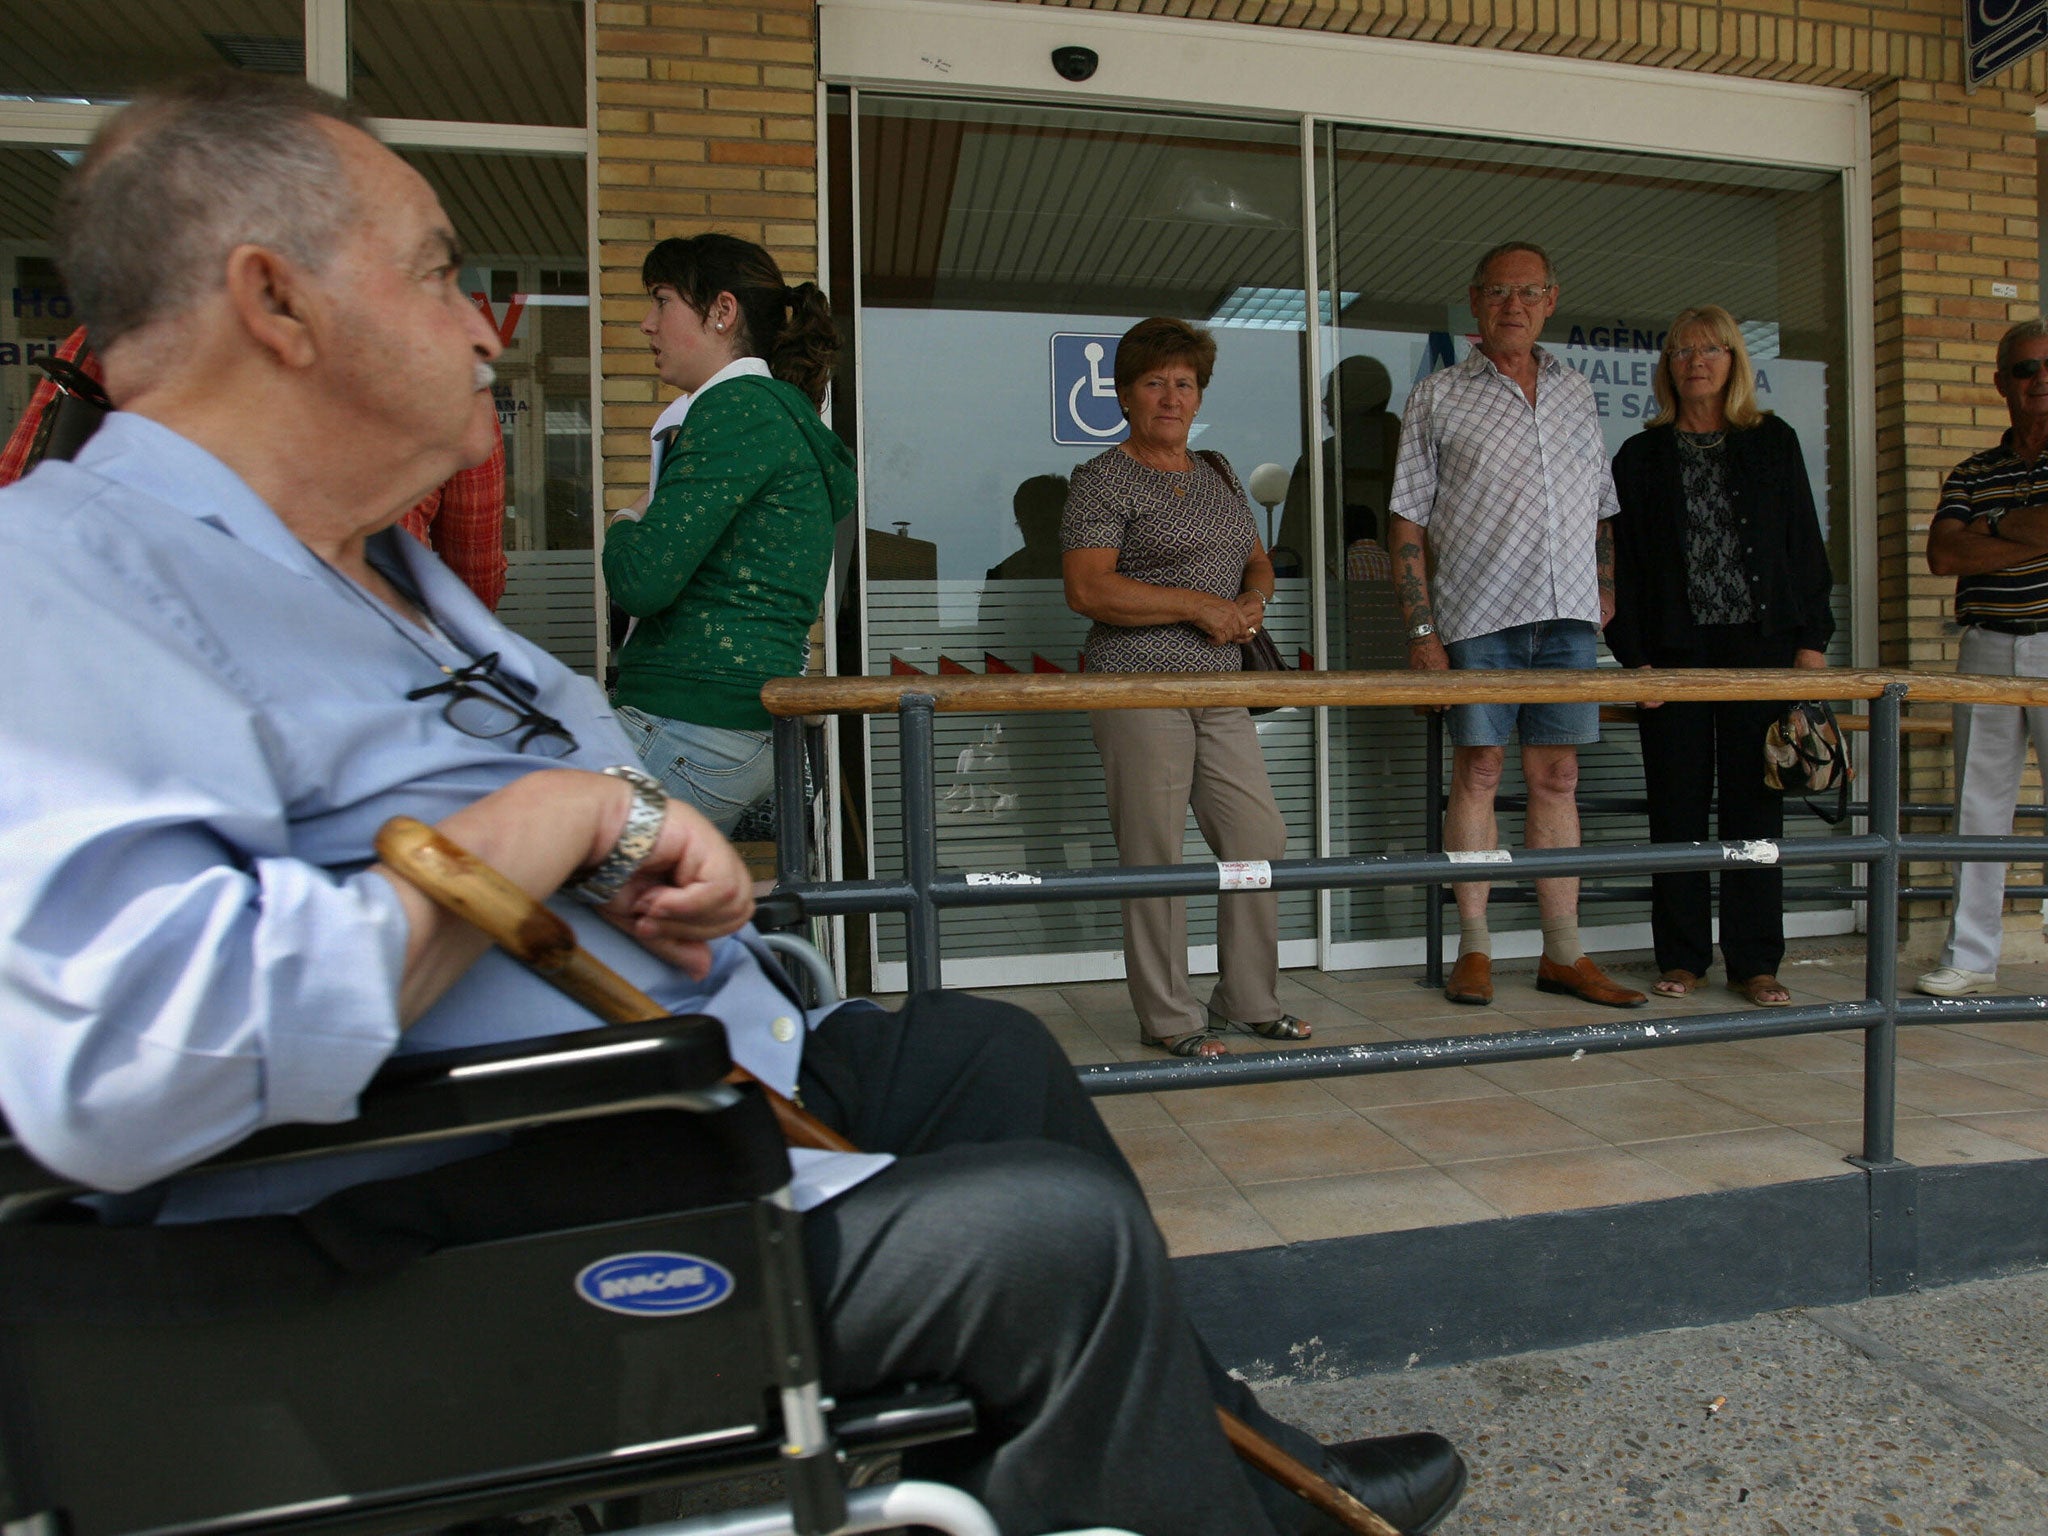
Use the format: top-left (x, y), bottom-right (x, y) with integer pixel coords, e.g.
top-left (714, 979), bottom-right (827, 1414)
top-left (1914, 965), bottom-right (1997, 997)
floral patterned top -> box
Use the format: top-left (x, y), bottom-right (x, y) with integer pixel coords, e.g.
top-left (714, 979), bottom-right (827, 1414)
top-left (1677, 430), bottom-right (1754, 626)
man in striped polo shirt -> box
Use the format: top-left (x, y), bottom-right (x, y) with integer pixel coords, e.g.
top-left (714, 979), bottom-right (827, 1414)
top-left (1917, 317), bottom-right (2048, 996)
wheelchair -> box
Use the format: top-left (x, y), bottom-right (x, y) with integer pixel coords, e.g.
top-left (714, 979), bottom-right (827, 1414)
top-left (0, 1010), bottom-right (1133, 1536)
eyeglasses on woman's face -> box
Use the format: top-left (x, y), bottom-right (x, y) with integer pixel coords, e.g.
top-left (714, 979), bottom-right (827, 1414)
top-left (1671, 345), bottom-right (1730, 364)
top-left (407, 652), bottom-right (579, 759)
top-left (1474, 283), bottom-right (1553, 307)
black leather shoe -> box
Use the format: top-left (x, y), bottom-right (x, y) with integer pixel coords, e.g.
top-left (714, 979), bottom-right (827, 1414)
top-left (1301, 1431), bottom-right (1467, 1535)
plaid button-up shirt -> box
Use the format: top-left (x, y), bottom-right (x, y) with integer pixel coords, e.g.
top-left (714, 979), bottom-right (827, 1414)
top-left (1389, 346), bottom-right (1618, 644)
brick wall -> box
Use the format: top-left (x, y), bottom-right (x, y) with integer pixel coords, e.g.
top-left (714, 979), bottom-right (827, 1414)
top-left (594, 0), bottom-right (821, 510)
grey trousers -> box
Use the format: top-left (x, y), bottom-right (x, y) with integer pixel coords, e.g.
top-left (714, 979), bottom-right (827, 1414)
top-left (1939, 627), bottom-right (2048, 974)
top-left (799, 995), bottom-right (1320, 1536)
top-left (1090, 707), bottom-right (1288, 1040)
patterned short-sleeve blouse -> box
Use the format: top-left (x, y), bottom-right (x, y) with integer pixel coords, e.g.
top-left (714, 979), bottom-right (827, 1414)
top-left (1060, 447), bottom-right (1257, 673)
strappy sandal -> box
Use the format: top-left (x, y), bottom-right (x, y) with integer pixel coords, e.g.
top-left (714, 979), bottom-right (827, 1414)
top-left (1206, 1005), bottom-right (1313, 1040)
top-left (1653, 969), bottom-right (1702, 997)
top-left (1142, 1027), bottom-right (1230, 1058)
top-left (1730, 974), bottom-right (1792, 1008)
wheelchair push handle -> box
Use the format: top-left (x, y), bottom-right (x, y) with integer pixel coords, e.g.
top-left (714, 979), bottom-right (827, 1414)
top-left (374, 816), bottom-right (855, 1155)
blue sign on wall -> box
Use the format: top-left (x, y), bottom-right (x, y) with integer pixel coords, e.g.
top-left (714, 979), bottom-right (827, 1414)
top-left (1049, 332), bottom-right (1128, 446)
top-left (1969, 0), bottom-right (2048, 85)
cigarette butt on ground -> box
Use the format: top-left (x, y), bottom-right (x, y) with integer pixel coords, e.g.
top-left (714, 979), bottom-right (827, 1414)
top-left (1708, 1395), bottom-right (1727, 1415)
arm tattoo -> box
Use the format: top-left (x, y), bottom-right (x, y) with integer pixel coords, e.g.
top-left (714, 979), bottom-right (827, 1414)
top-left (1393, 537), bottom-right (1433, 628)
top-left (1596, 520), bottom-right (1616, 596)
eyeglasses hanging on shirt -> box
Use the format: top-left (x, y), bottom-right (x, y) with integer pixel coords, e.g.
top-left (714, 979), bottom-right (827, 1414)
top-left (406, 651), bottom-right (578, 758)
top-left (344, 528), bottom-right (580, 760)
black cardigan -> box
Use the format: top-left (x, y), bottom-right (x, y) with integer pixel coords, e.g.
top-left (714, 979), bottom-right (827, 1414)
top-left (1606, 414), bottom-right (1836, 669)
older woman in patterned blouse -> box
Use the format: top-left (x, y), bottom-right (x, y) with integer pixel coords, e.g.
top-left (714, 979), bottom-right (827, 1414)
top-left (1061, 318), bottom-right (1311, 1058)
top-left (1607, 305), bottom-right (1834, 1009)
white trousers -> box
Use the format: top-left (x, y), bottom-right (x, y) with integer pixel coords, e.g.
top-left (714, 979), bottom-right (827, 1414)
top-left (1939, 627), bottom-right (2048, 974)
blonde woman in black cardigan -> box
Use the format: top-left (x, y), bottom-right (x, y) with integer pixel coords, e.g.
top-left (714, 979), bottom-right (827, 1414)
top-left (1607, 306), bottom-right (1835, 1007)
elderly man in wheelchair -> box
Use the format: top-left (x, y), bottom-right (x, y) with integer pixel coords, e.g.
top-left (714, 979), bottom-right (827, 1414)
top-left (0, 74), bottom-right (1466, 1536)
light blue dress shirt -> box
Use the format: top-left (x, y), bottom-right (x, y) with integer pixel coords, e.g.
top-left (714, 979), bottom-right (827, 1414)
top-left (0, 413), bottom-right (876, 1218)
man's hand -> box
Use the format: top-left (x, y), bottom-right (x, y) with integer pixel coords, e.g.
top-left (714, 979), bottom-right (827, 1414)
top-left (1635, 664), bottom-right (1661, 710)
top-left (1407, 634), bottom-right (1450, 672)
top-left (1793, 648), bottom-right (1827, 670)
top-left (598, 799), bottom-right (755, 978)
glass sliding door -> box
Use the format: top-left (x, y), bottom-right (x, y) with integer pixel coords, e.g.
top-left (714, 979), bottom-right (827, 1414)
top-left (1309, 124), bottom-right (1852, 959)
top-left (851, 94), bottom-right (1317, 987)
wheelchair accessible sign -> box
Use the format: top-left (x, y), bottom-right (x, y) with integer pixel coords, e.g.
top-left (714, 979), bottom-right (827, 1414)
top-left (1050, 332), bottom-right (1127, 446)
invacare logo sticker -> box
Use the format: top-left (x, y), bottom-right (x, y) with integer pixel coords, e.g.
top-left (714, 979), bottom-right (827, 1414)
top-left (575, 1252), bottom-right (735, 1317)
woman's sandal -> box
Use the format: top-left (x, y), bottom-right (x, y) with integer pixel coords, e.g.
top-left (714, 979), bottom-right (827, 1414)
top-left (1206, 1005), bottom-right (1312, 1041)
top-left (1731, 974), bottom-right (1792, 1008)
top-left (1653, 969), bottom-right (1702, 998)
top-left (1142, 1027), bottom-right (1230, 1058)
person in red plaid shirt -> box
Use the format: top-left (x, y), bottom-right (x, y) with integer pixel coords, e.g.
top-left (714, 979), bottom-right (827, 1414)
top-left (1, 323), bottom-right (507, 610)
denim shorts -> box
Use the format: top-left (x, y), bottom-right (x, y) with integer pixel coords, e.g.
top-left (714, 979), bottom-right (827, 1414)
top-left (613, 704), bottom-right (774, 835)
top-left (1443, 619), bottom-right (1601, 748)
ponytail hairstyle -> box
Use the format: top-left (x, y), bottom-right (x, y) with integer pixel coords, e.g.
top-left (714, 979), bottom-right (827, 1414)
top-left (639, 232), bottom-right (838, 409)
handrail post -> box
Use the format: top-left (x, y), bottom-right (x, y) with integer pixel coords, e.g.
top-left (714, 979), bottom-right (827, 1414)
top-left (1860, 683), bottom-right (1905, 1166)
top-left (900, 693), bottom-right (942, 993)
top-left (772, 715), bottom-right (807, 889)
top-left (1424, 707), bottom-right (1445, 988)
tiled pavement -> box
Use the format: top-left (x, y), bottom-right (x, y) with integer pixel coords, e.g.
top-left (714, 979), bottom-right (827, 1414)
top-left (955, 944), bottom-right (2048, 1259)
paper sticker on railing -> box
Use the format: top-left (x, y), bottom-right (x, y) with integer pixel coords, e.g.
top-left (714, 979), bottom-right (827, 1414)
top-left (1445, 849), bottom-right (1511, 864)
top-left (1725, 841), bottom-right (1780, 865)
top-left (1218, 860), bottom-right (1272, 891)
top-left (966, 871), bottom-right (1042, 886)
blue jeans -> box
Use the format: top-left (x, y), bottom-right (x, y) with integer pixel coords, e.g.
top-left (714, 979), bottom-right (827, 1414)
top-left (1443, 619), bottom-right (1601, 747)
top-left (613, 704), bottom-right (774, 836)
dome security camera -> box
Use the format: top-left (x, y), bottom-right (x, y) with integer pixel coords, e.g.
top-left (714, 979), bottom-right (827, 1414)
top-left (1051, 46), bottom-right (1099, 82)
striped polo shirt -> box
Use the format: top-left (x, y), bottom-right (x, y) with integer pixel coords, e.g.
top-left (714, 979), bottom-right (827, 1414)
top-left (1935, 432), bottom-right (2048, 628)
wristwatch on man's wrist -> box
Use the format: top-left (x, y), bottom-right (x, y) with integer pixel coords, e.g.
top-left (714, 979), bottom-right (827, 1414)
top-left (568, 764), bottom-right (668, 906)
top-left (1406, 621), bottom-right (1436, 644)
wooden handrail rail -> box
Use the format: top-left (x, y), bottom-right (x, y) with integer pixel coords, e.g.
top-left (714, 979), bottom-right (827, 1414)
top-left (761, 668), bottom-right (2048, 718)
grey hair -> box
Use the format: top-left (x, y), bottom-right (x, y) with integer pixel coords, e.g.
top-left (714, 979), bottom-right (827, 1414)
top-left (55, 72), bottom-right (366, 351)
top-left (1996, 317), bottom-right (2048, 373)
top-left (1469, 241), bottom-right (1557, 290)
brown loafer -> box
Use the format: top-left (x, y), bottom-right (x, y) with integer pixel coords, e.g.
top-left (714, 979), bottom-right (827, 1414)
top-left (1446, 951), bottom-right (1492, 1005)
top-left (1535, 954), bottom-right (1647, 1008)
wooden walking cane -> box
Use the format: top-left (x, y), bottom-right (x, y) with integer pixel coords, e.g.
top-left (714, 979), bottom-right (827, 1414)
top-left (373, 816), bottom-right (1402, 1536)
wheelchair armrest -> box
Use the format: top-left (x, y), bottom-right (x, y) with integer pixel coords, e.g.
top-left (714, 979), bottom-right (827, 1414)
top-left (752, 889), bottom-right (808, 932)
top-left (0, 1015), bottom-right (735, 1211)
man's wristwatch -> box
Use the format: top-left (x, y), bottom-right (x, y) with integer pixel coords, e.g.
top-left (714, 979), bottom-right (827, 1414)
top-left (1406, 621), bottom-right (1436, 644)
top-left (568, 764), bottom-right (668, 906)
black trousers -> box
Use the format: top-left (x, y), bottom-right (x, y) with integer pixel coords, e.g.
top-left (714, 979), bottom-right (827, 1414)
top-left (797, 993), bottom-right (1322, 1536)
top-left (1635, 625), bottom-right (1793, 981)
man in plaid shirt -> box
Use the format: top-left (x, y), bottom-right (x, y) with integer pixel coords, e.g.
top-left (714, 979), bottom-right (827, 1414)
top-left (1389, 241), bottom-right (1644, 1012)
top-left (2, 323), bottom-right (507, 610)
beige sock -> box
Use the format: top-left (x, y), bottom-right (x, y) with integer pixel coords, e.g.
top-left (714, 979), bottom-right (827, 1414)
top-left (1541, 914), bottom-right (1584, 966)
top-left (1458, 913), bottom-right (1491, 959)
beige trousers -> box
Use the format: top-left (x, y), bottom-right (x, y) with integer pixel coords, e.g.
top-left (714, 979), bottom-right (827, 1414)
top-left (1090, 707), bottom-right (1286, 1039)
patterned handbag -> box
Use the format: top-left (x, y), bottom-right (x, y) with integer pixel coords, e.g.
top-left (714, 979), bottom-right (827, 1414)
top-left (1763, 699), bottom-right (1851, 825)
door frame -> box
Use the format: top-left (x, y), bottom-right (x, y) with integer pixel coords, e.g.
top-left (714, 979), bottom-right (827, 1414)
top-left (822, 0), bottom-right (1874, 986)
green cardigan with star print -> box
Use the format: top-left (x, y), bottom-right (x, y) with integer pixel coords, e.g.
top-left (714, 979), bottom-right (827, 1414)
top-left (605, 375), bottom-right (857, 731)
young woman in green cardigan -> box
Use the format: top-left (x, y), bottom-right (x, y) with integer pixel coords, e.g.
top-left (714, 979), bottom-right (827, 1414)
top-left (603, 234), bottom-right (857, 833)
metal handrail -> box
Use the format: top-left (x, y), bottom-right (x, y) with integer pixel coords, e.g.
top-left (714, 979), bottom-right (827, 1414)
top-left (764, 669), bottom-right (2048, 1172)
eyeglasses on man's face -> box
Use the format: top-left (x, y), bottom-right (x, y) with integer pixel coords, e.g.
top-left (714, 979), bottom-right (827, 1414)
top-left (2003, 356), bottom-right (2048, 382)
top-left (407, 652), bottom-right (578, 759)
top-left (1474, 282), bottom-right (1554, 307)
top-left (1671, 345), bottom-right (1730, 364)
